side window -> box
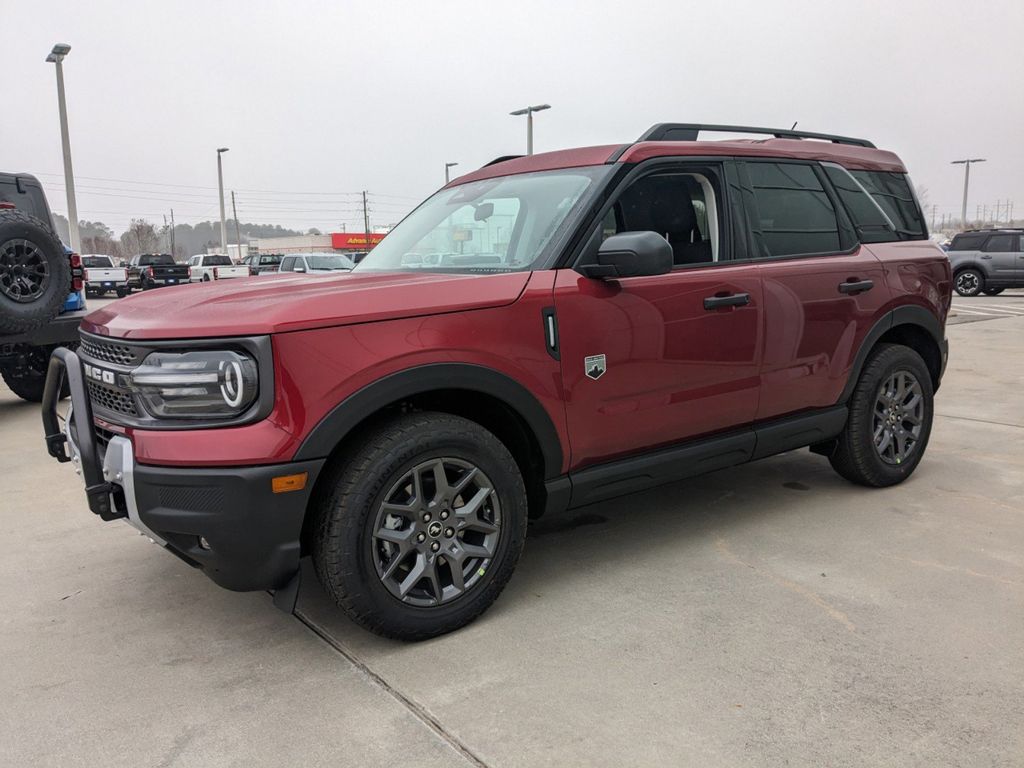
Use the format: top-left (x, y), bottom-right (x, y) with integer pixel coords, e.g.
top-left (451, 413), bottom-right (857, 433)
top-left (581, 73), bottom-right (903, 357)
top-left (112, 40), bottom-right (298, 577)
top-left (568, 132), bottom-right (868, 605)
top-left (605, 168), bottom-right (722, 266)
top-left (984, 234), bottom-right (1016, 252)
top-left (822, 164), bottom-right (895, 243)
top-left (746, 162), bottom-right (841, 257)
top-left (949, 233), bottom-right (987, 251)
top-left (280, 256), bottom-right (296, 271)
top-left (848, 171), bottom-right (927, 239)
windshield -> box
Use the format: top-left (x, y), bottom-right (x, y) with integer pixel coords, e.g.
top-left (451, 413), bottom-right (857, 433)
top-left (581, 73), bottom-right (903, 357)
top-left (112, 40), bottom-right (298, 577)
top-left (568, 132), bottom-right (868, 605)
top-left (354, 167), bottom-right (608, 274)
top-left (307, 254), bottom-right (354, 270)
top-left (82, 256), bottom-right (113, 268)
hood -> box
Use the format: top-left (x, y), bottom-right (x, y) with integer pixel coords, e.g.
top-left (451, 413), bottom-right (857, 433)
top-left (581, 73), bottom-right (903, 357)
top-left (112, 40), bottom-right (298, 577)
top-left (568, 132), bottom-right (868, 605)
top-left (81, 271), bottom-right (531, 340)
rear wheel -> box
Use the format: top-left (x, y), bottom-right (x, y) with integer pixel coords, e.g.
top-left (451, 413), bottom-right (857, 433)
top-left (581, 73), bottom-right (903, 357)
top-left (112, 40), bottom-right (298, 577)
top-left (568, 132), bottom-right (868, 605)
top-left (828, 344), bottom-right (933, 487)
top-left (312, 412), bottom-right (528, 640)
top-left (954, 269), bottom-right (984, 297)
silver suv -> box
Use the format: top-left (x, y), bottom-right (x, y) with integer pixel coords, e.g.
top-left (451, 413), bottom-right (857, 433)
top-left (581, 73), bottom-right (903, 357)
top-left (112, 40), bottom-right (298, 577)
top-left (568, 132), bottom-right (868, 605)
top-left (948, 229), bottom-right (1024, 296)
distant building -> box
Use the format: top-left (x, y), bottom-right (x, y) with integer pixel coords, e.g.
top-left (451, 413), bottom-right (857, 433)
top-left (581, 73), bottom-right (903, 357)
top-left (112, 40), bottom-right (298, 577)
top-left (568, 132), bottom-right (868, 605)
top-left (250, 232), bottom-right (385, 256)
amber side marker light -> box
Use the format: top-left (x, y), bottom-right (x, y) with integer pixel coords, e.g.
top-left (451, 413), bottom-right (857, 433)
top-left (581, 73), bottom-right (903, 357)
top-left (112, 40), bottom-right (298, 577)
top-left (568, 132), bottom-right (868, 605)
top-left (272, 472), bottom-right (308, 494)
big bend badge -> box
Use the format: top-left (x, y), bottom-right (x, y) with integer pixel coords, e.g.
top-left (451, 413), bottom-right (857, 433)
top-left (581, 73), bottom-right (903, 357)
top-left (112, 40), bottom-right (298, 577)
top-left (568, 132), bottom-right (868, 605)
top-left (584, 354), bottom-right (606, 380)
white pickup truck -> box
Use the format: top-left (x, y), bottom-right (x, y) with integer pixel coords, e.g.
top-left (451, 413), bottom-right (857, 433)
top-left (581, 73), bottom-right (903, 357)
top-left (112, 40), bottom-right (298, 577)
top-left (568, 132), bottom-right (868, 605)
top-left (81, 255), bottom-right (129, 297)
top-left (187, 254), bottom-right (250, 282)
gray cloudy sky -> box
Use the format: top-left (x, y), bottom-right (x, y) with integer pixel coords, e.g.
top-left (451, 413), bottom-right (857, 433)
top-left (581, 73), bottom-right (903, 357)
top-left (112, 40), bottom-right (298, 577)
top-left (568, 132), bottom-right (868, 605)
top-left (4, 0), bottom-right (1022, 235)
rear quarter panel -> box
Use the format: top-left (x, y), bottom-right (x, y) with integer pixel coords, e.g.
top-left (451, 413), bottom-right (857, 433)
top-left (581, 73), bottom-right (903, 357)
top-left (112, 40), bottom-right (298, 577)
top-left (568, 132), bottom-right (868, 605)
top-left (867, 240), bottom-right (952, 329)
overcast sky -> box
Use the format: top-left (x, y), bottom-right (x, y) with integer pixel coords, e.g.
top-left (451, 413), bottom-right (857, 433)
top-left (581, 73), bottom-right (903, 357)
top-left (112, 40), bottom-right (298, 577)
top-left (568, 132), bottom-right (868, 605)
top-left (3, 0), bottom-right (1022, 235)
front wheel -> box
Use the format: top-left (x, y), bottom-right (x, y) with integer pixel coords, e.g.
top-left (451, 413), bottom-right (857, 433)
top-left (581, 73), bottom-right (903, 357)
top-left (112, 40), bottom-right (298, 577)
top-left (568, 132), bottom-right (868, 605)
top-left (312, 412), bottom-right (528, 640)
top-left (828, 344), bottom-right (934, 487)
top-left (0, 344), bottom-right (73, 402)
top-left (954, 269), bottom-right (984, 297)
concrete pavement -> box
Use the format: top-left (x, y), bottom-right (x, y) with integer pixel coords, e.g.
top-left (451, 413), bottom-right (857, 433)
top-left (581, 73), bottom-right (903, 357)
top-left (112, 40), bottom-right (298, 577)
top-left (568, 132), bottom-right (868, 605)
top-left (2, 313), bottom-right (1022, 767)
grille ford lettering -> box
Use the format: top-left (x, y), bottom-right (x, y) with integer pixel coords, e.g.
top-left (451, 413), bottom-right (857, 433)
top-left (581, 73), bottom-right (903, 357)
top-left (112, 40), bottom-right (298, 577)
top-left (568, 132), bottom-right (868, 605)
top-left (83, 363), bottom-right (117, 385)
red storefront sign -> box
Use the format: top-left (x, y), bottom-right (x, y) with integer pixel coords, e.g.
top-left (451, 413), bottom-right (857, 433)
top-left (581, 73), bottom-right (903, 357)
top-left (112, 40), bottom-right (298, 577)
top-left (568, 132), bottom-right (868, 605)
top-left (331, 233), bottom-right (386, 249)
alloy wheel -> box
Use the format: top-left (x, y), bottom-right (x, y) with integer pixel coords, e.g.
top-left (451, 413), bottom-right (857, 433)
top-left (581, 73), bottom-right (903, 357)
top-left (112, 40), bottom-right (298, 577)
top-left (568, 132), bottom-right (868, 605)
top-left (955, 271), bottom-right (980, 296)
top-left (372, 458), bottom-right (501, 607)
top-left (872, 370), bottom-right (925, 465)
top-left (0, 239), bottom-right (50, 303)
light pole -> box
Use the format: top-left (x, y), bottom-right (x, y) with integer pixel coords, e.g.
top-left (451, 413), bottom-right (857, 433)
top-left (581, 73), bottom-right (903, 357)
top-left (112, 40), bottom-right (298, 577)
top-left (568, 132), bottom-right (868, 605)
top-left (509, 104), bottom-right (551, 155)
top-left (45, 43), bottom-right (80, 253)
top-left (951, 158), bottom-right (985, 230)
top-left (216, 148), bottom-right (229, 254)
top-left (445, 162), bottom-right (459, 184)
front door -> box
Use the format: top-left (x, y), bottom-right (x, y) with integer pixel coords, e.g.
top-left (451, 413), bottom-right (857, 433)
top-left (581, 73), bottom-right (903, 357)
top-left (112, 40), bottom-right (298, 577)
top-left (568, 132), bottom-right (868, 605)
top-left (554, 164), bottom-right (764, 470)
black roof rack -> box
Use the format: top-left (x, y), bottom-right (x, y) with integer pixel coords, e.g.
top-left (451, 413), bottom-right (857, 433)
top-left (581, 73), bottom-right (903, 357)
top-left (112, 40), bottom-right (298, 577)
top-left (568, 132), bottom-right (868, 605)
top-left (639, 123), bottom-right (876, 148)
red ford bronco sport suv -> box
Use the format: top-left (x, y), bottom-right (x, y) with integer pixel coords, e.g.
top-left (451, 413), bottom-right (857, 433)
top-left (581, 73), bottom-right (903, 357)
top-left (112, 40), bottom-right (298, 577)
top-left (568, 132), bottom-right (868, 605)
top-left (42, 124), bottom-right (951, 640)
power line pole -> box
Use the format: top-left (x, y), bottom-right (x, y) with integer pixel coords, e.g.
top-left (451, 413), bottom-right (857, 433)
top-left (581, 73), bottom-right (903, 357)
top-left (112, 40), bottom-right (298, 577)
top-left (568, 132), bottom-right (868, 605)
top-left (170, 208), bottom-right (175, 258)
top-left (930, 205), bottom-right (937, 230)
top-left (951, 158), bottom-right (985, 232)
top-left (362, 191), bottom-right (370, 239)
top-left (163, 214), bottom-right (169, 253)
top-left (231, 191), bottom-right (243, 261)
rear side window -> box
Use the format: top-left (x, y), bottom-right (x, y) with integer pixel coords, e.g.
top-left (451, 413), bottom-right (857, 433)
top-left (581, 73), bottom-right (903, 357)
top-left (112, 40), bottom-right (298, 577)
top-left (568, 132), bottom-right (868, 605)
top-left (848, 171), bottom-right (927, 239)
top-left (746, 162), bottom-right (841, 257)
top-left (983, 234), bottom-right (1017, 252)
top-left (949, 233), bottom-right (988, 251)
top-left (822, 165), bottom-right (895, 244)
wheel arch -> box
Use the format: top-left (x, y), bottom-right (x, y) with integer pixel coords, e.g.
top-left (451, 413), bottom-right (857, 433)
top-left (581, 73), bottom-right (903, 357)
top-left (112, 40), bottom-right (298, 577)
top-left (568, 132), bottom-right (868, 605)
top-left (839, 306), bottom-right (946, 403)
top-left (294, 364), bottom-right (564, 536)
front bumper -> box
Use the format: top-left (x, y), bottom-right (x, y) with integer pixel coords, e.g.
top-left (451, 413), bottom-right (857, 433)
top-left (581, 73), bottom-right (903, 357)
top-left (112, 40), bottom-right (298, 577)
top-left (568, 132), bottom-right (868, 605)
top-left (42, 347), bottom-right (325, 592)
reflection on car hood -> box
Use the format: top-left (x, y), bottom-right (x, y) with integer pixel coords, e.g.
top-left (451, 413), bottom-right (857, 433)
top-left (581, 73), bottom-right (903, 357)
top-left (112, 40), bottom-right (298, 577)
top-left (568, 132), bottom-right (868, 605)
top-left (81, 270), bottom-right (531, 340)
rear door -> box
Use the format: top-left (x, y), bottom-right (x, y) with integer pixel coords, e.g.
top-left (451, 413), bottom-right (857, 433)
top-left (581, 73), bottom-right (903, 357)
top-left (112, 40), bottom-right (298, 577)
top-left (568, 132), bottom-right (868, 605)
top-left (980, 233), bottom-right (1019, 282)
top-left (737, 159), bottom-right (891, 419)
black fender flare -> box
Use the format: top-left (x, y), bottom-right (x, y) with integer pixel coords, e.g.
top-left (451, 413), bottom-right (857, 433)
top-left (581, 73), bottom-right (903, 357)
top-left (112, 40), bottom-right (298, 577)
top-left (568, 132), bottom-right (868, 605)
top-left (838, 305), bottom-right (945, 404)
top-left (292, 363), bottom-right (564, 478)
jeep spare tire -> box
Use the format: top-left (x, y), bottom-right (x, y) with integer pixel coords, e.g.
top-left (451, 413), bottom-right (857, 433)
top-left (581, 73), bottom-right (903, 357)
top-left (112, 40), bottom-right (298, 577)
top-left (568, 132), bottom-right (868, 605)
top-left (0, 210), bottom-right (70, 334)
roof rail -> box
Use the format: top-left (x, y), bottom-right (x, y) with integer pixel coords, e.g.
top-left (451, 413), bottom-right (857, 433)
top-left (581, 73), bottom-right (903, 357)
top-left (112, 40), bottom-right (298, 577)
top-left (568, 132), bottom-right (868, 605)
top-left (638, 123), bottom-right (876, 148)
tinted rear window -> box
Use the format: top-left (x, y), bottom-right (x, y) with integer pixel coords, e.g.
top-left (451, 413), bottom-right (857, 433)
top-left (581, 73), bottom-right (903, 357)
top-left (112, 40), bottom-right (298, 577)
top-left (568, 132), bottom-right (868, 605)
top-left (138, 254), bottom-right (175, 266)
top-left (746, 162), bottom-right (841, 257)
top-left (82, 256), bottom-right (113, 268)
top-left (983, 234), bottom-right (1017, 252)
top-left (849, 171), bottom-right (927, 239)
top-left (259, 255), bottom-right (282, 265)
top-left (949, 233), bottom-right (988, 251)
top-left (203, 255), bottom-right (232, 266)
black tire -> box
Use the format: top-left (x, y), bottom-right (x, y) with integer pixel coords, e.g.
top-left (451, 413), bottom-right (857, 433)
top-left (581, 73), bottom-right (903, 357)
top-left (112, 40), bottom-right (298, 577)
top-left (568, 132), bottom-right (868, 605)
top-left (0, 343), bottom-right (73, 402)
top-left (982, 288), bottom-right (1004, 296)
top-left (115, 286), bottom-right (129, 298)
top-left (828, 344), bottom-right (934, 487)
top-left (312, 411), bottom-right (528, 641)
top-left (0, 210), bottom-right (70, 334)
top-left (954, 268), bottom-right (984, 297)
top-left (202, 274), bottom-right (211, 282)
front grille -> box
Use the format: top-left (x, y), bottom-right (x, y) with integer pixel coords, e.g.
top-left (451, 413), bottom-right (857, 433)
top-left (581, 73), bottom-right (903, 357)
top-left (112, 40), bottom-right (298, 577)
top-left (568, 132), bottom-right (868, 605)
top-left (86, 380), bottom-right (139, 416)
top-left (80, 337), bottom-right (144, 367)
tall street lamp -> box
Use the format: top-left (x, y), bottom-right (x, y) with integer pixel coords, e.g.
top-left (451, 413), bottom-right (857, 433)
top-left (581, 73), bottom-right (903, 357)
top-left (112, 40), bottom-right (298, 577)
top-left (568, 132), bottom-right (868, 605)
top-left (445, 162), bottom-right (459, 184)
top-left (45, 43), bottom-right (80, 252)
top-left (509, 104), bottom-right (550, 156)
top-left (216, 148), bottom-right (229, 254)
top-left (951, 158), bottom-right (986, 230)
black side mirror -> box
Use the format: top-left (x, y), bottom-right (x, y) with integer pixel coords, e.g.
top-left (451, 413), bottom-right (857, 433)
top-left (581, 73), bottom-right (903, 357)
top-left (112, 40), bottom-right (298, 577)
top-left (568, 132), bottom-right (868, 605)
top-left (577, 231), bottom-right (673, 280)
